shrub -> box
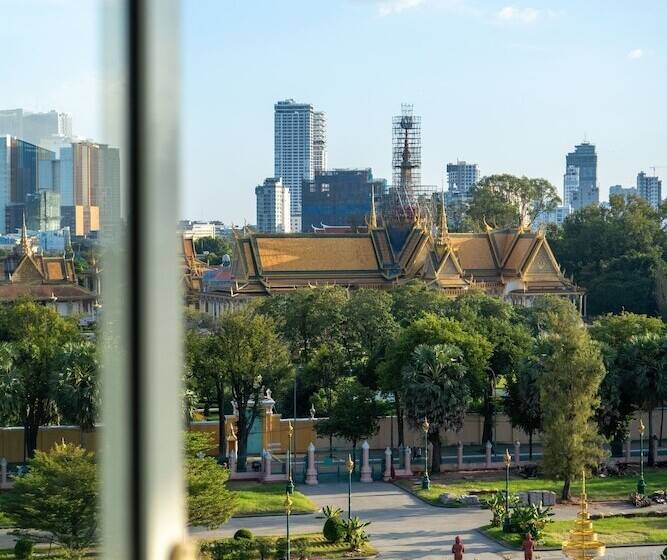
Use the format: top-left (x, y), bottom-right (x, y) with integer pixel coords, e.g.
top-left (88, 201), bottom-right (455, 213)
top-left (509, 503), bottom-right (554, 539)
top-left (203, 539), bottom-right (255, 560)
top-left (341, 516), bottom-right (371, 551)
top-left (293, 538), bottom-right (309, 560)
top-left (323, 516), bottom-right (345, 543)
top-left (14, 539), bottom-right (34, 560)
top-left (484, 491), bottom-right (520, 527)
top-left (233, 528), bottom-right (254, 540)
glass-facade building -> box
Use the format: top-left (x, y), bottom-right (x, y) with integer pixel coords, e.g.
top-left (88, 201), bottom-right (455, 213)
top-left (565, 142), bottom-right (598, 210)
top-left (302, 169), bottom-right (386, 231)
top-left (637, 172), bottom-right (662, 209)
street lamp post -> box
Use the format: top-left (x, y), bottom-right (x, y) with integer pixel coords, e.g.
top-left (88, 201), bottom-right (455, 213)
top-left (287, 420), bottom-right (295, 495)
top-left (346, 453), bottom-right (354, 519)
top-left (284, 492), bottom-right (293, 560)
top-left (503, 448), bottom-right (512, 533)
top-left (638, 418), bottom-right (646, 495)
top-left (421, 418), bottom-right (430, 490)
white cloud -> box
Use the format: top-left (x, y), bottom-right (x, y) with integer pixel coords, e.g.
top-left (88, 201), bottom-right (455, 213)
top-left (377, 0), bottom-right (426, 16)
top-left (627, 48), bottom-right (644, 60)
top-left (496, 6), bottom-right (540, 24)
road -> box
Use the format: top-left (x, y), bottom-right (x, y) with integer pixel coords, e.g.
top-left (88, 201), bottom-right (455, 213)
top-left (192, 481), bottom-right (667, 559)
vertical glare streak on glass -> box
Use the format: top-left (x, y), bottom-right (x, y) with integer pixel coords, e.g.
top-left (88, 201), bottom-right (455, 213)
top-left (101, 1), bottom-right (184, 558)
top-left (101, 2), bottom-right (130, 558)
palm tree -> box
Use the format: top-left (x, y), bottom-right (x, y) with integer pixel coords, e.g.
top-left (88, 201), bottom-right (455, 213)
top-left (401, 344), bottom-right (470, 473)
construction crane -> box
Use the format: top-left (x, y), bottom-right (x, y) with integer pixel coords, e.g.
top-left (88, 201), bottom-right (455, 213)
top-left (650, 165), bottom-right (667, 176)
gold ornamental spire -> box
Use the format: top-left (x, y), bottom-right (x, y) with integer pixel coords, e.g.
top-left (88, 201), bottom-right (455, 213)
top-left (436, 187), bottom-right (449, 245)
top-left (367, 185), bottom-right (378, 229)
top-left (562, 470), bottom-right (606, 559)
top-left (19, 211), bottom-right (32, 257)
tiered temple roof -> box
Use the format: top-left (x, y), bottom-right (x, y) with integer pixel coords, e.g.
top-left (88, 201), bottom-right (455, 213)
top-left (204, 212), bottom-right (582, 306)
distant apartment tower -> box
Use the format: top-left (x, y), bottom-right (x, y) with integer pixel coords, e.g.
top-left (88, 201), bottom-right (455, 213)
top-left (302, 169), bottom-right (386, 231)
top-left (565, 142), bottom-right (598, 210)
top-left (256, 178), bottom-right (291, 233)
top-left (274, 99), bottom-right (326, 232)
top-left (0, 135), bottom-right (59, 233)
top-left (532, 205), bottom-right (572, 230)
top-left (609, 185), bottom-right (637, 203)
top-left (0, 108), bottom-right (72, 146)
top-left (563, 165), bottom-right (579, 208)
top-left (637, 172), bottom-right (662, 208)
top-left (27, 191), bottom-right (61, 231)
top-left (446, 160), bottom-right (479, 195)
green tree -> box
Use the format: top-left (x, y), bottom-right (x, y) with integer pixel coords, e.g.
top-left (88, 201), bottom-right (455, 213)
top-left (185, 328), bottom-right (228, 455)
top-left (550, 196), bottom-right (667, 316)
top-left (465, 174), bottom-right (560, 230)
top-left (211, 308), bottom-right (292, 470)
top-left (185, 432), bottom-right (238, 528)
top-left (55, 341), bottom-right (99, 433)
top-left (315, 380), bottom-right (384, 460)
top-left (379, 313), bottom-right (491, 447)
top-left (401, 344), bottom-right (470, 473)
top-left (3, 443), bottom-right (98, 559)
top-left (0, 301), bottom-right (85, 458)
top-left (390, 280), bottom-right (448, 327)
top-left (445, 291), bottom-right (533, 445)
top-left (194, 236), bottom-right (233, 265)
top-left (537, 299), bottom-right (607, 500)
top-left (590, 313), bottom-right (665, 453)
top-left (505, 356), bottom-right (542, 459)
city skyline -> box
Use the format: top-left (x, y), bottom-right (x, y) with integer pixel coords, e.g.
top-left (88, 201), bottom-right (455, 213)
top-left (2, 1), bottom-right (666, 223)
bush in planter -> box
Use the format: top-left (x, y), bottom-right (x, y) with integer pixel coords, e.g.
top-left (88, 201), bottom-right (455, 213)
top-left (233, 528), bottom-right (254, 540)
top-left (14, 539), bottom-right (34, 560)
top-left (322, 505), bottom-right (345, 543)
top-left (484, 491), bottom-right (521, 527)
top-left (341, 516), bottom-right (371, 551)
top-left (510, 503), bottom-right (554, 539)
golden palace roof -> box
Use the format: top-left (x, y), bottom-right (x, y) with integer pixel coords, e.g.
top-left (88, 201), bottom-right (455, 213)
top-left (205, 217), bottom-right (582, 304)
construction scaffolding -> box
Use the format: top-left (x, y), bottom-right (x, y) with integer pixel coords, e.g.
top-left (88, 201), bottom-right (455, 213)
top-left (384, 104), bottom-right (434, 223)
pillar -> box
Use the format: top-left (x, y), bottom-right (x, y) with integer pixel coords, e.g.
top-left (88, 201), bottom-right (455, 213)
top-left (305, 442), bottom-right (318, 485)
top-left (383, 447), bottom-right (392, 482)
top-left (228, 449), bottom-right (237, 474)
top-left (404, 446), bottom-right (412, 476)
top-left (514, 441), bottom-right (521, 467)
top-left (360, 441), bottom-right (373, 483)
top-left (262, 449), bottom-right (271, 479)
top-left (0, 458), bottom-right (6, 487)
top-left (625, 436), bottom-right (632, 463)
top-left (457, 441), bottom-right (463, 470)
top-left (485, 441), bottom-right (493, 468)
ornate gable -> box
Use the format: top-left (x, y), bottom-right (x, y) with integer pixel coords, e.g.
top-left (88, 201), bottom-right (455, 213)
top-left (522, 237), bottom-right (561, 279)
top-left (11, 256), bottom-right (44, 284)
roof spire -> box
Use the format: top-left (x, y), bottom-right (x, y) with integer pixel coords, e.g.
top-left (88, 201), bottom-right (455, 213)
top-left (19, 211), bottom-right (32, 257)
top-left (436, 187), bottom-right (449, 245)
top-left (367, 185), bottom-right (378, 229)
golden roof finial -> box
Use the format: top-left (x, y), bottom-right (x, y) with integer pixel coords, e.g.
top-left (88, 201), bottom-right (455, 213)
top-left (482, 217), bottom-right (493, 232)
top-left (367, 185), bottom-right (378, 229)
top-left (437, 188), bottom-right (450, 245)
top-left (19, 210), bottom-right (32, 257)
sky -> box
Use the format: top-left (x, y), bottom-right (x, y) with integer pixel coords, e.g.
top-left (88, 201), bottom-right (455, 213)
top-left (1, 0), bottom-right (666, 223)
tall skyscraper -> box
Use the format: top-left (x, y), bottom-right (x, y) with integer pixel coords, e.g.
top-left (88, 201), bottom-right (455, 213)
top-left (27, 191), bottom-right (61, 231)
top-left (637, 172), bottom-right (662, 209)
top-left (0, 109), bottom-right (72, 146)
top-left (565, 142), bottom-right (598, 210)
top-left (274, 99), bottom-right (326, 232)
top-left (563, 164), bottom-right (580, 208)
top-left (0, 135), bottom-right (58, 233)
top-left (302, 169), bottom-right (386, 231)
top-left (255, 177), bottom-right (291, 233)
top-left (446, 160), bottom-right (479, 195)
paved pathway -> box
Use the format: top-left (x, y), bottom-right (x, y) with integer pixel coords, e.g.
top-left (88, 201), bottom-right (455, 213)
top-left (192, 482), bottom-right (667, 559)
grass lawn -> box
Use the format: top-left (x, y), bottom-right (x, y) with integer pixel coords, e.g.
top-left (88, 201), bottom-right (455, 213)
top-left (397, 467), bottom-right (667, 504)
top-left (229, 482), bottom-right (317, 515)
top-left (204, 532), bottom-right (376, 559)
top-left (483, 514), bottom-right (667, 549)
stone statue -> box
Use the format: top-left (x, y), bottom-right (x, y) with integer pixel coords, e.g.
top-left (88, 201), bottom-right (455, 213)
top-left (451, 536), bottom-right (465, 560)
top-left (522, 534), bottom-right (535, 560)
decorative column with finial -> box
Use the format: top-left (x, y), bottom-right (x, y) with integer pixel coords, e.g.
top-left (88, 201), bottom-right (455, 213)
top-left (502, 449), bottom-right (512, 533)
top-left (346, 454), bottom-right (354, 519)
top-left (638, 418), bottom-right (646, 495)
top-left (286, 420), bottom-right (295, 494)
top-left (421, 418), bottom-right (430, 490)
top-left (284, 492), bottom-right (293, 560)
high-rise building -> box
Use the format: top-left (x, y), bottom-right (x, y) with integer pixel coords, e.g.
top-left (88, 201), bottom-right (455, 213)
top-left (0, 109), bottom-right (72, 146)
top-left (446, 160), bottom-right (479, 196)
top-left (532, 205), bottom-right (572, 229)
top-left (609, 185), bottom-right (637, 202)
top-left (565, 142), bottom-right (598, 210)
top-left (563, 165), bottom-right (580, 208)
top-left (255, 177), bottom-right (291, 233)
top-left (0, 135), bottom-right (58, 233)
top-left (637, 172), bottom-right (662, 209)
top-left (59, 141), bottom-right (120, 236)
top-left (27, 191), bottom-right (61, 232)
top-left (302, 169), bottom-right (386, 231)
top-left (274, 99), bottom-right (326, 232)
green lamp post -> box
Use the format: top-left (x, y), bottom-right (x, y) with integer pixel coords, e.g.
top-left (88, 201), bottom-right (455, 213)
top-left (346, 453), bottom-right (354, 519)
top-left (638, 418), bottom-right (646, 495)
top-left (284, 492), bottom-right (293, 560)
top-left (286, 420), bottom-right (295, 495)
top-left (502, 448), bottom-right (512, 533)
top-left (421, 418), bottom-right (431, 490)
